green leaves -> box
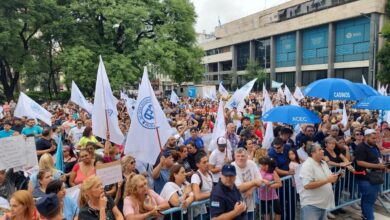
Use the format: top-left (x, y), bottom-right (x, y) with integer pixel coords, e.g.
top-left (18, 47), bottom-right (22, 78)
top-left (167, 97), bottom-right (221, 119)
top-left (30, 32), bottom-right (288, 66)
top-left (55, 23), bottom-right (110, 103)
top-left (0, 0), bottom-right (203, 99)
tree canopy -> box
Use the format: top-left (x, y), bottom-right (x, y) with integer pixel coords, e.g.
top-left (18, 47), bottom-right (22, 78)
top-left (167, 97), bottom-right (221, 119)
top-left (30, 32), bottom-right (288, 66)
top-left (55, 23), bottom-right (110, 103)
top-left (377, 0), bottom-right (390, 84)
top-left (0, 0), bottom-right (204, 100)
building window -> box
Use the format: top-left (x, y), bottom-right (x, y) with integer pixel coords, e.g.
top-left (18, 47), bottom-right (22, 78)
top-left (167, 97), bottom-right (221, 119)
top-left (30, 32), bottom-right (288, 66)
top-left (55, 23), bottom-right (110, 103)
top-left (302, 25), bottom-right (328, 65)
top-left (208, 63), bottom-right (218, 72)
top-left (302, 70), bottom-right (327, 86)
top-left (335, 17), bottom-right (370, 62)
top-left (275, 72), bottom-right (295, 88)
top-left (254, 38), bottom-right (271, 69)
top-left (236, 42), bottom-right (250, 71)
top-left (335, 67), bottom-right (368, 82)
top-left (221, 61), bottom-right (232, 71)
top-left (276, 33), bottom-right (296, 67)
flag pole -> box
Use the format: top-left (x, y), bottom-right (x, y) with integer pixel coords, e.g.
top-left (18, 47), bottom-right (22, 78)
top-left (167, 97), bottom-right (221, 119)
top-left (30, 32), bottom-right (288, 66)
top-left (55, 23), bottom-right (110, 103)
top-left (99, 56), bottom-right (110, 136)
top-left (147, 69), bottom-right (163, 152)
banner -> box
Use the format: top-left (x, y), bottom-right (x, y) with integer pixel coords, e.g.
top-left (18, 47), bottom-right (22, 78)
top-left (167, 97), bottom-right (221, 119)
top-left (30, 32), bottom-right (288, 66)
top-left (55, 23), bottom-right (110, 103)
top-left (92, 56), bottom-right (124, 145)
top-left (70, 81), bottom-right (93, 114)
top-left (125, 67), bottom-right (171, 164)
top-left (14, 92), bottom-right (52, 126)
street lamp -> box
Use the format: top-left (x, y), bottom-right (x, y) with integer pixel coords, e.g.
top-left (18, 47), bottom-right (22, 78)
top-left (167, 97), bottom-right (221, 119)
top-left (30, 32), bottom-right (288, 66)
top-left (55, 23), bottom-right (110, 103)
top-left (361, 13), bottom-right (378, 88)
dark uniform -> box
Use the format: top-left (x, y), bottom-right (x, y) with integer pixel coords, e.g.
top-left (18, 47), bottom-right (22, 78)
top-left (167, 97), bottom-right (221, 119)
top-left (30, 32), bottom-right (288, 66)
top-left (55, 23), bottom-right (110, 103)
top-left (210, 179), bottom-right (248, 220)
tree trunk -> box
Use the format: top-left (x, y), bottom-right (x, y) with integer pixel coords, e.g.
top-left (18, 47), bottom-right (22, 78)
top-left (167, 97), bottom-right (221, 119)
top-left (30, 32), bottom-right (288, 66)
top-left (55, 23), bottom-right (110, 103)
top-left (0, 57), bottom-right (19, 101)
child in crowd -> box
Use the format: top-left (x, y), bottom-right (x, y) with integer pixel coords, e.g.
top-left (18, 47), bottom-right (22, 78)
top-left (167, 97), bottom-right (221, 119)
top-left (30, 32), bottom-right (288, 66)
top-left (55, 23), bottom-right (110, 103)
top-left (258, 157), bottom-right (282, 220)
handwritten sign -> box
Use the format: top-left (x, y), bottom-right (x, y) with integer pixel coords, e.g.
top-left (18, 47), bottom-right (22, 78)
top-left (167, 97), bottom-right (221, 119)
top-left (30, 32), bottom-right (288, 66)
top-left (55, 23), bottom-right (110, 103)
top-left (96, 161), bottom-right (123, 186)
top-left (24, 137), bottom-right (39, 168)
top-left (0, 136), bottom-right (26, 170)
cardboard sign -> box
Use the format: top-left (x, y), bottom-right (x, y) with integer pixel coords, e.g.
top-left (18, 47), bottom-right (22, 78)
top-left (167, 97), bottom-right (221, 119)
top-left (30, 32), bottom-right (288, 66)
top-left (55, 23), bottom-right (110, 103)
top-left (96, 161), bottom-right (123, 186)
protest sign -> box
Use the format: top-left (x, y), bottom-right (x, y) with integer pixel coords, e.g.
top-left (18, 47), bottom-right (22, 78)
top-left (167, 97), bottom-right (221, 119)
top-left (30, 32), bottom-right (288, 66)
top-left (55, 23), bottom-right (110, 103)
top-left (96, 161), bottom-right (123, 186)
top-left (0, 136), bottom-right (26, 170)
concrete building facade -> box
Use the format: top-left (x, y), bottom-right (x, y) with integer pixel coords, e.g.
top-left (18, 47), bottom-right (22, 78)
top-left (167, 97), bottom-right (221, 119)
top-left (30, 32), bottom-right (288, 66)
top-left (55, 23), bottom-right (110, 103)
top-left (199, 0), bottom-right (387, 90)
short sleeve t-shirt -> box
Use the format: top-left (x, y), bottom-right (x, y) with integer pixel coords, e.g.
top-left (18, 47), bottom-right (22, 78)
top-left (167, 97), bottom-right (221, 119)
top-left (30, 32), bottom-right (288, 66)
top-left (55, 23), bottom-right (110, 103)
top-left (78, 136), bottom-right (98, 149)
top-left (209, 149), bottom-right (232, 182)
top-left (123, 190), bottom-right (165, 217)
top-left (159, 182), bottom-right (186, 203)
top-left (0, 130), bottom-right (14, 138)
top-left (354, 142), bottom-right (381, 181)
top-left (21, 126), bottom-right (43, 137)
top-left (232, 160), bottom-right (262, 212)
top-left (191, 171), bottom-right (213, 216)
top-left (78, 195), bottom-right (116, 220)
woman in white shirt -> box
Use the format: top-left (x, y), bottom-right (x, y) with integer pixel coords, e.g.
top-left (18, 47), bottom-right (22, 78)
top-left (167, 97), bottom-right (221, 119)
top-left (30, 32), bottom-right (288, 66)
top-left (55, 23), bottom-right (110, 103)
top-left (160, 165), bottom-right (195, 219)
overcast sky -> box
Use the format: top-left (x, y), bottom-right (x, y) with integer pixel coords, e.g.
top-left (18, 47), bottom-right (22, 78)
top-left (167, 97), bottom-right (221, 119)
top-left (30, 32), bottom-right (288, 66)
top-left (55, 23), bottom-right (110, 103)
top-left (191, 0), bottom-right (289, 33)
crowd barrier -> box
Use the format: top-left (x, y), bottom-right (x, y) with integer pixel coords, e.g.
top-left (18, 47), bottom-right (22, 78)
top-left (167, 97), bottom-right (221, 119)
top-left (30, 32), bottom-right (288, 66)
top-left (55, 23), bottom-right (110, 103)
top-left (158, 160), bottom-right (390, 220)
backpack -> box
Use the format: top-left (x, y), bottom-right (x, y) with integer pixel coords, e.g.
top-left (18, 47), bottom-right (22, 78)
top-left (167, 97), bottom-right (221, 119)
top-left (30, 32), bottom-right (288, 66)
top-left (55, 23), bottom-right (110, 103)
top-left (194, 170), bottom-right (213, 189)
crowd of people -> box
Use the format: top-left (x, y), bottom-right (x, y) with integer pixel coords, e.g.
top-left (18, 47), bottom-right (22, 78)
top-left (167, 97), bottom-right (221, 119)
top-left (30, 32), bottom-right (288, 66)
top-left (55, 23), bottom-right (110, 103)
top-left (0, 90), bottom-right (389, 220)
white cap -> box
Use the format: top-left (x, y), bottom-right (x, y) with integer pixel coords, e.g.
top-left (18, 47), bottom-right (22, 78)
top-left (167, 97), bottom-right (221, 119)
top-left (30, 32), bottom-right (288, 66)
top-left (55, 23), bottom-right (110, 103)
top-left (217, 137), bottom-right (227, 147)
top-left (364, 129), bottom-right (376, 136)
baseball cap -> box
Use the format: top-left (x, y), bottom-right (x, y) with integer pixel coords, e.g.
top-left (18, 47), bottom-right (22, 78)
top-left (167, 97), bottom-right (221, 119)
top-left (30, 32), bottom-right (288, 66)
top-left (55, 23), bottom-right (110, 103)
top-left (222, 164), bottom-right (236, 176)
top-left (364, 129), bottom-right (376, 136)
top-left (330, 125), bottom-right (339, 131)
top-left (35, 193), bottom-right (60, 218)
top-left (217, 137), bottom-right (227, 148)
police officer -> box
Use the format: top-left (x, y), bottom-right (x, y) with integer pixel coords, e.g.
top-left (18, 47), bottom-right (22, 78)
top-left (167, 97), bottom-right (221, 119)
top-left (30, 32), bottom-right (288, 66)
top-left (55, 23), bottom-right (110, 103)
top-left (210, 164), bottom-right (247, 220)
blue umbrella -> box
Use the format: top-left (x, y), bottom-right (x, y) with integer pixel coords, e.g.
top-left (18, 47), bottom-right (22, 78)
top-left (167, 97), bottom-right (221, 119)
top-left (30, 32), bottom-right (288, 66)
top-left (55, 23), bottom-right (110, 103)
top-left (353, 95), bottom-right (390, 110)
top-left (354, 83), bottom-right (381, 97)
top-left (261, 105), bottom-right (321, 124)
top-left (304, 78), bottom-right (366, 100)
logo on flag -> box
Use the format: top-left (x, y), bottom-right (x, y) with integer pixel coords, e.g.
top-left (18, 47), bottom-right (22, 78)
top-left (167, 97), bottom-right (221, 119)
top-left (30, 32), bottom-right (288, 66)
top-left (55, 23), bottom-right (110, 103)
top-left (137, 97), bottom-right (155, 129)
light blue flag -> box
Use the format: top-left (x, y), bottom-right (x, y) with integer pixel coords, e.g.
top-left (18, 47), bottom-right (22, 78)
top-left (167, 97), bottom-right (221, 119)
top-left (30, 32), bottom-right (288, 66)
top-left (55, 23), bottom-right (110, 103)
top-left (55, 134), bottom-right (64, 172)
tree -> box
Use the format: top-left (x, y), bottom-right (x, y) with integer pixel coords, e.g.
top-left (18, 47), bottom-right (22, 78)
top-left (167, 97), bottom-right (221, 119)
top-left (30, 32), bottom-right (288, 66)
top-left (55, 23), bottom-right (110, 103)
top-left (377, 0), bottom-right (390, 84)
top-left (244, 59), bottom-right (268, 91)
top-left (0, 0), bottom-right (203, 100)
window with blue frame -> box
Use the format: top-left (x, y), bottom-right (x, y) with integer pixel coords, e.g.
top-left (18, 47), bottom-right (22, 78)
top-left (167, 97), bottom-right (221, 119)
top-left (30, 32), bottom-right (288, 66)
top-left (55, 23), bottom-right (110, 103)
top-left (302, 70), bottom-right (327, 86)
top-left (276, 33), bottom-right (296, 67)
top-left (236, 43), bottom-right (250, 71)
top-left (335, 17), bottom-right (370, 62)
top-left (302, 25), bottom-right (328, 65)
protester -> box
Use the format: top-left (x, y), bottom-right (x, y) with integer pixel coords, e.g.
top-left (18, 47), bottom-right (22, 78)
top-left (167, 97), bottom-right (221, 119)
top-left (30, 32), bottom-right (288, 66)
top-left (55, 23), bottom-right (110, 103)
top-left (152, 151), bottom-right (175, 194)
top-left (160, 164), bottom-right (194, 219)
top-left (0, 120), bottom-right (18, 138)
top-left (77, 127), bottom-right (103, 149)
top-left (210, 164), bottom-right (247, 220)
top-left (122, 174), bottom-right (169, 220)
top-left (355, 129), bottom-right (388, 220)
top-left (32, 169), bottom-right (53, 199)
top-left (45, 180), bottom-right (78, 220)
top-left (69, 149), bottom-right (96, 187)
top-left (35, 193), bottom-right (64, 220)
top-left (0, 190), bottom-right (38, 220)
top-left (0, 170), bottom-right (15, 201)
top-left (78, 176), bottom-right (124, 219)
top-left (300, 143), bottom-right (338, 220)
top-left (209, 137), bottom-right (233, 184)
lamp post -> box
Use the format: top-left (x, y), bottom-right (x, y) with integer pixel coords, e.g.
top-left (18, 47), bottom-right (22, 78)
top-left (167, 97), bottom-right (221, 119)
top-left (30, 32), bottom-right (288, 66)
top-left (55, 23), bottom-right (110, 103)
top-left (361, 13), bottom-right (377, 88)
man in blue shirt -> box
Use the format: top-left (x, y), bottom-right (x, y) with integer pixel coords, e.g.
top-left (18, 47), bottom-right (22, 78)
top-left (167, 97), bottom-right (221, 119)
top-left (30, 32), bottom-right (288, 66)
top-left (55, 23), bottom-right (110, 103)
top-left (21, 118), bottom-right (43, 137)
top-left (210, 164), bottom-right (247, 220)
top-left (184, 127), bottom-right (204, 150)
top-left (268, 137), bottom-right (295, 220)
top-left (0, 120), bottom-right (17, 138)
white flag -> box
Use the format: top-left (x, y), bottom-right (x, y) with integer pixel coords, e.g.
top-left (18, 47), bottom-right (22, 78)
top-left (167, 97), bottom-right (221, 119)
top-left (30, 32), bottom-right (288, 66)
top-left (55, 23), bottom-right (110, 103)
top-left (120, 92), bottom-right (136, 117)
top-left (170, 90), bottom-right (180, 104)
top-left (284, 85), bottom-right (293, 103)
top-left (290, 96), bottom-right (299, 106)
top-left (341, 103), bottom-right (348, 127)
top-left (362, 75), bottom-right (367, 85)
top-left (262, 122), bottom-right (274, 149)
top-left (218, 82), bottom-right (229, 97)
top-left (212, 100), bottom-right (226, 141)
top-left (272, 80), bottom-right (283, 89)
top-left (262, 83), bottom-right (269, 98)
top-left (293, 86), bottom-right (305, 101)
top-left (14, 92), bottom-right (52, 126)
top-left (262, 87), bottom-right (273, 116)
top-left (226, 78), bottom-right (257, 109)
top-left (125, 67), bottom-right (171, 164)
top-left (92, 56), bottom-right (124, 145)
top-left (277, 87), bottom-right (285, 100)
top-left (71, 81), bottom-right (93, 114)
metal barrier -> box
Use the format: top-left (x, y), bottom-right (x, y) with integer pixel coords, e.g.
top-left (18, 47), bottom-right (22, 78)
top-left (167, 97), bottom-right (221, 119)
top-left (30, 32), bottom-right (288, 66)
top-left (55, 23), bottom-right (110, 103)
top-left (157, 161), bottom-right (390, 220)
